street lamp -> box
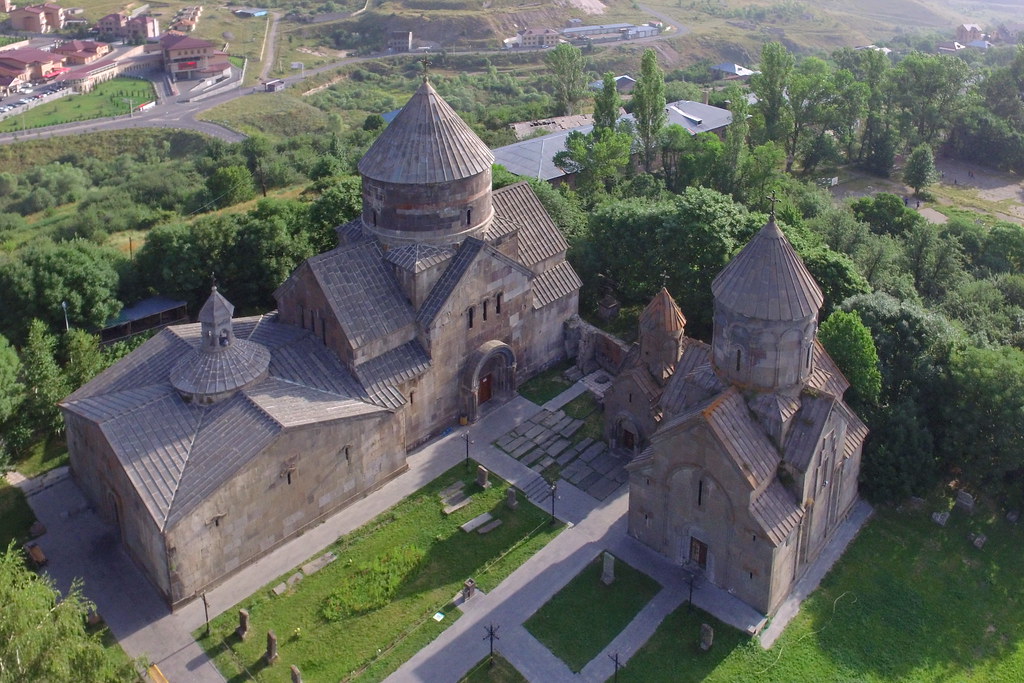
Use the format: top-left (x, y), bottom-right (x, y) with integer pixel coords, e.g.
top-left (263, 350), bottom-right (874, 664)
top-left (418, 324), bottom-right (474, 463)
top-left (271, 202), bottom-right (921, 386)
top-left (61, 301), bottom-right (69, 331)
top-left (549, 480), bottom-right (557, 524)
top-left (463, 432), bottom-right (472, 472)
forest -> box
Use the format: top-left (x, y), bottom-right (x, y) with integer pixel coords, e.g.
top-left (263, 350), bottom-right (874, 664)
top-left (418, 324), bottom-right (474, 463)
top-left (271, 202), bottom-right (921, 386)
top-left (2, 40), bottom-right (1024, 514)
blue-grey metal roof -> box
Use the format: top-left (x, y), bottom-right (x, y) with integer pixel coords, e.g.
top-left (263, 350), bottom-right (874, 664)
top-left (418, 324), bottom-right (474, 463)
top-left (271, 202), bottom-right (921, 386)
top-left (105, 296), bottom-right (186, 327)
top-left (562, 23), bottom-right (633, 35)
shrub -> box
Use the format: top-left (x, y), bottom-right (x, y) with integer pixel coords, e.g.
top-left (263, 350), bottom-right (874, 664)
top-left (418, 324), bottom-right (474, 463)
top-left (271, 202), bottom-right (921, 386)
top-left (321, 545), bottom-right (425, 619)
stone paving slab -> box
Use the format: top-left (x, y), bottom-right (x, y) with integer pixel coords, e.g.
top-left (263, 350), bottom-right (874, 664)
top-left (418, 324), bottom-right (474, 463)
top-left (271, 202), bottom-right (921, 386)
top-left (460, 512), bottom-right (493, 533)
top-left (558, 419), bottom-right (584, 438)
top-left (301, 551), bottom-right (337, 576)
top-left (477, 519), bottom-right (503, 534)
top-left (521, 448), bottom-right (546, 467)
top-left (505, 436), bottom-right (527, 453)
top-left (579, 471), bottom-right (603, 490)
top-left (580, 442), bottom-right (607, 463)
top-left (511, 441), bottom-right (536, 458)
top-left (556, 449), bottom-right (577, 467)
top-left (546, 438), bottom-right (571, 457)
top-left (539, 456), bottom-right (555, 470)
top-left (589, 477), bottom-right (622, 501)
top-left (569, 465), bottom-right (594, 486)
top-left (524, 424), bottom-right (547, 440)
top-left (591, 453), bottom-right (619, 476)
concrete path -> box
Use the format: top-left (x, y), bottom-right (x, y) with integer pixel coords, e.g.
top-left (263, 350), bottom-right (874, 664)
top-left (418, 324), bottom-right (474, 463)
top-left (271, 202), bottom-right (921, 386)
top-left (758, 500), bottom-right (874, 648)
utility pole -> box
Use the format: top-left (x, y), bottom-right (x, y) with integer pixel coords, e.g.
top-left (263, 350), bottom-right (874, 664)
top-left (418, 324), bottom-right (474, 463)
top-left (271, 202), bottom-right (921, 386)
top-left (463, 432), bottom-right (472, 472)
top-left (549, 480), bottom-right (557, 524)
top-left (609, 652), bottom-right (621, 682)
top-left (121, 96), bottom-right (134, 118)
top-left (482, 623), bottom-right (500, 666)
top-left (202, 592), bottom-right (211, 637)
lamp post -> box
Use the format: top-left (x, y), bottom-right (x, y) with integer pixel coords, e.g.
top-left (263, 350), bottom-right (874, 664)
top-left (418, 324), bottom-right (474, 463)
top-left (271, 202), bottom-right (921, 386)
top-left (609, 652), bottom-right (621, 682)
top-left (482, 623), bottom-right (499, 666)
top-left (463, 432), bottom-right (472, 472)
top-left (201, 591), bottom-right (210, 637)
top-left (549, 480), bottom-right (557, 524)
top-left (687, 568), bottom-right (696, 611)
top-left (61, 301), bottom-right (69, 331)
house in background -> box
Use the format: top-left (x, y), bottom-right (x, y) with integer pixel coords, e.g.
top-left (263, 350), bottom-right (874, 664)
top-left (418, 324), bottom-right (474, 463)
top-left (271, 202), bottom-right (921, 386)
top-left (588, 74), bottom-right (636, 93)
top-left (711, 62), bottom-right (757, 80)
top-left (387, 30), bottom-right (412, 52)
top-left (956, 23), bottom-right (984, 43)
top-left (521, 27), bottom-right (559, 48)
top-left (52, 39), bottom-right (110, 65)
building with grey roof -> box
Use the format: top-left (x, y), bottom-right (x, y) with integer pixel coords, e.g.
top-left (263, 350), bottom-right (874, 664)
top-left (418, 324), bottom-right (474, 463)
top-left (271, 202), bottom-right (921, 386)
top-left (62, 79), bottom-right (580, 607)
top-left (621, 212), bottom-right (866, 617)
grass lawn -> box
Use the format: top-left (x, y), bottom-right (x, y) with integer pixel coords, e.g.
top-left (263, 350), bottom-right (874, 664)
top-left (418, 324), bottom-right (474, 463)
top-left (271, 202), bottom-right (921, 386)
top-left (561, 393), bottom-right (603, 444)
top-left (524, 553), bottom-right (661, 672)
top-left (517, 360), bottom-right (572, 405)
top-left (197, 93), bottom-right (334, 138)
top-left (459, 653), bottom-right (526, 683)
top-left (195, 464), bottom-right (563, 682)
top-left (620, 493), bottom-right (1024, 681)
top-left (12, 436), bottom-right (68, 478)
top-left (0, 482), bottom-right (35, 549)
top-left (0, 78), bottom-right (155, 133)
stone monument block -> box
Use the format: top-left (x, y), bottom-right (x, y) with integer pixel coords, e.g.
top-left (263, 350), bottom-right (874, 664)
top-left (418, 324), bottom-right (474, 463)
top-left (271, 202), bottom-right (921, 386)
top-left (699, 623), bottom-right (714, 651)
top-left (1007, 510), bottom-right (1020, 524)
top-left (476, 465), bottom-right (491, 489)
top-left (931, 511), bottom-right (949, 526)
top-left (462, 578), bottom-right (476, 602)
top-left (266, 630), bottom-right (279, 665)
top-left (290, 665), bottom-right (302, 683)
top-left (236, 609), bottom-right (250, 640)
top-left (601, 551), bottom-right (615, 586)
top-left (955, 490), bottom-right (975, 514)
top-left (971, 533), bottom-right (987, 549)
top-left (506, 487), bottom-right (519, 510)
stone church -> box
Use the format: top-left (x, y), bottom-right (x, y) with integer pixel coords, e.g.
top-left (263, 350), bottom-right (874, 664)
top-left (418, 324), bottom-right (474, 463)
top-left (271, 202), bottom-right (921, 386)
top-left (60, 80), bottom-right (581, 607)
top-left (619, 215), bottom-right (867, 616)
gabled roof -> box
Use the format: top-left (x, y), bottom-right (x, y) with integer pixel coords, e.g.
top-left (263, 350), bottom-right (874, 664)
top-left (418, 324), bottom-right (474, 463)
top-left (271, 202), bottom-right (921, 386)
top-left (782, 394), bottom-right (836, 472)
top-left (358, 79), bottom-right (494, 185)
top-left (384, 243), bottom-right (453, 274)
top-left (712, 62), bottom-right (756, 77)
top-left (640, 287), bottom-right (686, 333)
top-left (352, 339), bottom-right (431, 408)
top-left (806, 339), bottom-right (850, 398)
top-left (712, 218), bottom-right (823, 322)
top-left (750, 480), bottom-right (803, 546)
top-left (305, 241), bottom-right (415, 350)
top-left (532, 260), bottom-right (581, 308)
top-left (491, 181), bottom-right (568, 268)
top-left (160, 34), bottom-right (214, 50)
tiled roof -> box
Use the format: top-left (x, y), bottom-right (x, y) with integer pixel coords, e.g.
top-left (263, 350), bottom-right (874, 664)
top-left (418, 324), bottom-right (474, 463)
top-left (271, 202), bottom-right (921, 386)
top-left (782, 395), bottom-right (834, 472)
top-left (712, 219), bottom-right (823, 321)
top-left (353, 339), bottom-right (431, 408)
top-left (750, 480), bottom-right (803, 546)
top-left (245, 377), bottom-right (386, 428)
top-left (703, 388), bottom-right (780, 487)
top-left (621, 366), bottom-right (662, 407)
top-left (385, 243), bottom-right (453, 274)
top-left (532, 261), bottom-right (581, 308)
top-left (640, 287), bottom-right (686, 333)
top-left (169, 336), bottom-right (270, 396)
top-left (358, 80), bottom-right (494, 185)
top-left (417, 238), bottom-right (484, 326)
top-left (308, 242), bottom-right (415, 350)
top-left (807, 340), bottom-right (850, 398)
top-left (336, 219), bottom-right (366, 246)
top-left (492, 182), bottom-right (568, 268)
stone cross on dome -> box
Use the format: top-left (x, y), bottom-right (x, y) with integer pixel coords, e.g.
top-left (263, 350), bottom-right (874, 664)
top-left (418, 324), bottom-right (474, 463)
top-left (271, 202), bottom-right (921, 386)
top-left (766, 191), bottom-right (779, 221)
top-left (419, 57), bottom-right (431, 81)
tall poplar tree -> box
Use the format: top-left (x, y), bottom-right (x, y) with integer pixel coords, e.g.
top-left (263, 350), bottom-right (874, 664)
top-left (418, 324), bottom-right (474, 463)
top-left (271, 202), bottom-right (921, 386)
top-left (544, 43), bottom-right (587, 116)
top-left (593, 72), bottom-right (622, 132)
top-left (632, 49), bottom-right (666, 172)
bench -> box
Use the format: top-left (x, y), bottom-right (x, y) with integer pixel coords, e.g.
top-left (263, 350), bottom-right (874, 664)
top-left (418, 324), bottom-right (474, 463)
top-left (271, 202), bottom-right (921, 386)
top-left (24, 542), bottom-right (47, 567)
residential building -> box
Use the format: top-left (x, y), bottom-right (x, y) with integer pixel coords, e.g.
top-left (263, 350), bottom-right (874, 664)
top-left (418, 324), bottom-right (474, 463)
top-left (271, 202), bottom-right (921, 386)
top-left (387, 30), bottom-right (412, 52)
top-left (711, 62), bottom-right (757, 80)
top-left (521, 27), bottom-right (559, 48)
top-left (159, 33), bottom-right (227, 80)
top-left (0, 45), bottom-right (64, 81)
top-left (587, 74), bottom-right (636, 93)
top-left (52, 39), bottom-right (110, 65)
top-left (956, 23), bottom-right (984, 43)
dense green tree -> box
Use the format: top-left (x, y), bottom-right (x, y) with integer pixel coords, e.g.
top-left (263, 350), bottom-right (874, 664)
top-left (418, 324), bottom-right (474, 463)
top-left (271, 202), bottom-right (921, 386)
top-left (60, 329), bottom-right (107, 393)
top-left (544, 43), bottom-right (588, 116)
top-left (850, 193), bottom-right (923, 237)
top-left (798, 246), bottom-right (872, 314)
top-left (818, 309), bottom-right (882, 407)
top-left (18, 320), bottom-right (70, 439)
top-left (716, 85), bottom-right (750, 194)
top-left (750, 42), bottom-right (794, 144)
top-left (902, 144), bottom-right (937, 195)
top-left (362, 113), bottom-right (386, 131)
top-left (0, 334), bottom-right (23, 426)
top-left (308, 176), bottom-right (361, 252)
top-left (632, 49), bottom-right (667, 172)
top-left (242, 135), bottom-right (275, 197)
top-left (593, 72), bottom-right (622, 132)
top-left (553, 128), bottom-right (632, 200)
top-left (660, 129), bottom-right (724, 193)
top-left (887, 52), bottom-right (970, 145)
top-left (901, 222), bottom-right (966, 300)
top-left (205, 165), bottom-right (255, 208)
top-left (784, 57), bottom-right (834, 171)
top-left (940, 345), bottom-right (1024, 493)
top-left (859, 398), bottom-right (937, 502)
top-left (735, 142), bottom-right (785, 202)
top-left (0, 543), bottom-right (143, 682)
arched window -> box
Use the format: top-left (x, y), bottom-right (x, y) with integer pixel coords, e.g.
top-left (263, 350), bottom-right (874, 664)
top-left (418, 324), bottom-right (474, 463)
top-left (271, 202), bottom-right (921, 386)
top-left (466, 208), bottom-right (472, 226)
top-left (219, 330), bottom-right (229, 347)
top-left (698, 479), bottom-right (705, 507)
top-left (467, 306), bottom-right (475, 329)
top-left (483, 300), bottom-right (488, 321)
top-left (735, 349), bottom-right (742, 372)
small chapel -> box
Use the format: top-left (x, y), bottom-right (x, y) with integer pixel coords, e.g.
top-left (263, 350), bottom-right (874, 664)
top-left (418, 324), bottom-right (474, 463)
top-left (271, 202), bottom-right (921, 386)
top-left (615, 212), bottom-right (867, 616)
top-left (60, 80), bottom-right (581, 607)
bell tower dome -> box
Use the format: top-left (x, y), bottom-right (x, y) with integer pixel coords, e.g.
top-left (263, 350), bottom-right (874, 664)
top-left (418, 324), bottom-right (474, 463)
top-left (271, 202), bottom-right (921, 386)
top-left (357, 79), bottom-right (495, 248)
top-left (710, 214), bottom-right (823, 394)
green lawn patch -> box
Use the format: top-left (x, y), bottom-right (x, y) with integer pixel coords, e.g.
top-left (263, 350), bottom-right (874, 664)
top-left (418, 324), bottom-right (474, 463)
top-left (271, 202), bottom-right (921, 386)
top-left (0, 78), bottom-right (155, 132)
top-left (195, 464), bottom-right (563, 682)
top-left (0, 482), bottom-right (35, 549)
top-left (621, 493), bottom-right (1024, 681)
top-left (12, 436), bottom-right (68, 478)
top-left (524, 553), bottom-right (661, 672)
top-left (561, 393), bottom-right (603, 443)
top-left (460, 653), bottom-right (526, 682)
top-left (517, 360), bottom-right (572, 405)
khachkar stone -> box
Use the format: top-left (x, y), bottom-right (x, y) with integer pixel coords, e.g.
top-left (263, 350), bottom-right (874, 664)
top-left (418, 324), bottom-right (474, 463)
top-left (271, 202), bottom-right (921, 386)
top-left (462, 578), bottom-right (477, 601)
top-left (290, 665), bottom-right (302, 683)
top-left (700, 623), bottom-right (714, 651)
top-left (476, 465), bottom-right (491, 489)
top-left (506, 487), bottom-right (519, 510)
top-left (266, 630), bottom-right (279, 665)
top-left (601, 551), bottom-right (615, 586)
top-left (236, 609), bottom-right (250, 640)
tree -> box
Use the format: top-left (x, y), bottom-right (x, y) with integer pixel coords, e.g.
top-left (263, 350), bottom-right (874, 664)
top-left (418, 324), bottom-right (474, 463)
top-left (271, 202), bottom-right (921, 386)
top-left (632, 49), bottom-right (667, 172)
top-left (362, 113), bottom-right (386, 131)
top-left (903, 144), bottom-right (937, 195)
top-left (0, 334), bottom-right (22, 426)
top-left (750, 42), bottom-right (794, 144)
top-left (61, 328), bottom-right (107, 392)
top-left (205, 165), bottom-right (255, 208)
top-left (544, 43), bottom-right (587, 116)
top-left (818, 310), bottom-right (882, 407)
top-left (553, 127), bottom-right (632, 200)
top-left (308, 176), bottom-right (361, 252)
top-left (850, 193), bottom-right (924, 237)
top-left (0, 543), bottom-right (143, 682)
top-left (18, 320), bottom-right (70, 440)
top-left (593, 72), bottom-right (622, 132)
top-left (241, 135), bottom-right (275, 198)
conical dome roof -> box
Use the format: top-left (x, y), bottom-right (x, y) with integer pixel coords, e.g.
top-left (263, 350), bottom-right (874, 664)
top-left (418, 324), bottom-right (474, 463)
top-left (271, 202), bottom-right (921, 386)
top-left (358, 79), bottom-right (494, 185)
top-left (198, 286), bottom-right (233, 323)
top-left (712, 219), bottom-right (823, 321)
top-left (640, 287), bottom-right (686, 332)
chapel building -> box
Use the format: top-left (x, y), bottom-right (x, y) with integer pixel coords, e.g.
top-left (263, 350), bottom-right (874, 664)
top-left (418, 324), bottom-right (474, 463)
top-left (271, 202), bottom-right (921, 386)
top-left (622, 215), bottom-right (866, 616)
top-left (60, 80), bottom-right (580, 607)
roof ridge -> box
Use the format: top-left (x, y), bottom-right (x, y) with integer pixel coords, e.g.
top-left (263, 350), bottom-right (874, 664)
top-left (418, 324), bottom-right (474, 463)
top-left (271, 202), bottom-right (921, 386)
top-left (161, 402), bottom-right (209, 531)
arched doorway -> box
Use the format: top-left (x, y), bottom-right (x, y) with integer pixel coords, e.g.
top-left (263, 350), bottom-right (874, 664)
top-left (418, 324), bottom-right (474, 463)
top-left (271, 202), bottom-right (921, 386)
top-left (462, 341), bottom-right (516, 422)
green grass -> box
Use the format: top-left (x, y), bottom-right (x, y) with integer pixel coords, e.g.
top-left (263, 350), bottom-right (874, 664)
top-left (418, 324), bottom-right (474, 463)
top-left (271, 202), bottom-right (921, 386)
top-left (195, 464), bottom-right (564, 682)
top-left (13, 436), bottom-right (68, 478)
top-left (524, 554), bottom-right (662, 672)
top-left (0, 78), bottom-right (156, 133)
top-left (561, 393), bottom-right (603, 444)
top-left (197, 93), bottom-right (334, 138)
top-left (517, 360), bottom-right (572, 405)
top-left (459, 653), bottom-right (526, 682)
top-left (0, 483), bottom-right (35, 549)
top-left (621, 492), bottom-right (1024, 681)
